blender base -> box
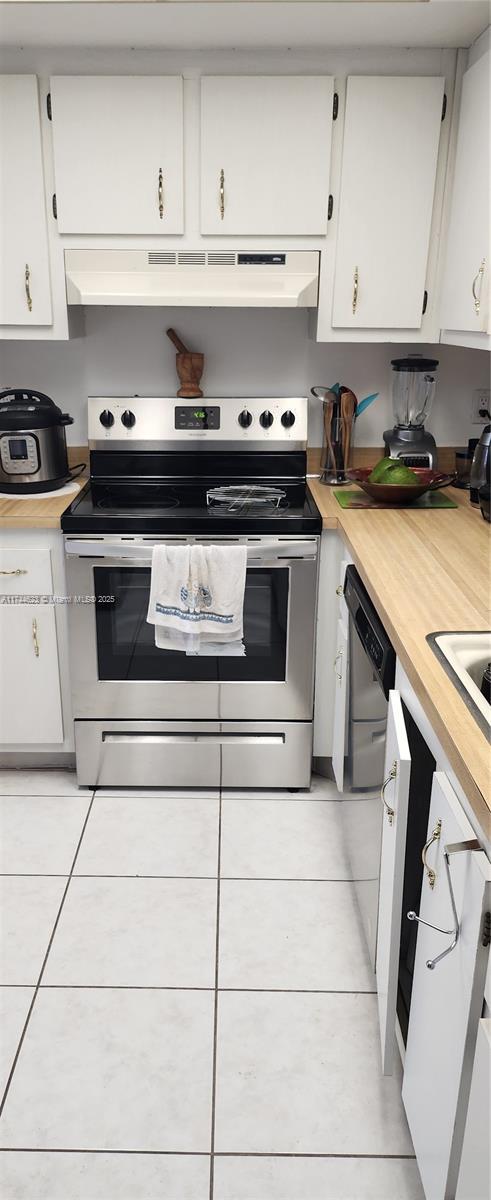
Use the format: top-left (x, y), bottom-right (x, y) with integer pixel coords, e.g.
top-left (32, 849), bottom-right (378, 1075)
top-left (383, 426), bottom-right (437, 470)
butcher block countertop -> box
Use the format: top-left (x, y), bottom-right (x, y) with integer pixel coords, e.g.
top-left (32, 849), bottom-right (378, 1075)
top-left (0, 488), bottom-right (80, 529)
top-left (309, 477), bottom-right (491, 838)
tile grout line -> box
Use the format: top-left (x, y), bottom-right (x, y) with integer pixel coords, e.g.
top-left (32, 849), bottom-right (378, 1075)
top-left (0, 1148), bottom-right (418, 1159)
top-left (0, 790), bottom-right (96, 1119)
top-left (208, 782), bottom-right (223, 1200)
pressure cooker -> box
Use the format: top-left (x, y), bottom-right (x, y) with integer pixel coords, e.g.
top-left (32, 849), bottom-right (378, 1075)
top-left (0, 389), bottom-right (77, 494)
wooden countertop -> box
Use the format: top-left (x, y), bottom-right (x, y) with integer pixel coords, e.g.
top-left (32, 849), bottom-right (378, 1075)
top-left (309, 477), bottom-right (491, 838)
top-left (0, 488), bottom-right (81, 529)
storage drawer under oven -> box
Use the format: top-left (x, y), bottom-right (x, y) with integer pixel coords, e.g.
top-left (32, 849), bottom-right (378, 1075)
top-left (74, 720), bottom-right (313, 789)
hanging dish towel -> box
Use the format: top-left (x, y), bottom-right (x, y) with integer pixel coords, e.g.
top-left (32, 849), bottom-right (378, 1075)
top-left (146, 543), bottom-right (247, 655)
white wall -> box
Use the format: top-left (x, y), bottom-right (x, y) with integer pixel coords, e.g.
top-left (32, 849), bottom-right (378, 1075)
top-left (0, 306), bottom-right (488, 448)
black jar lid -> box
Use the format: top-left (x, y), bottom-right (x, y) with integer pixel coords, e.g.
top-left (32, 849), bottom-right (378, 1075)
top-left (391, 355), bottom-right (439, 372)
top-left (0, 389), bottom-right (73, 430)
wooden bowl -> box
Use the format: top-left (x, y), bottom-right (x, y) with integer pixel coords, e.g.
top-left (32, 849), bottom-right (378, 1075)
top-left (345, 467), bottom-right (456, 504)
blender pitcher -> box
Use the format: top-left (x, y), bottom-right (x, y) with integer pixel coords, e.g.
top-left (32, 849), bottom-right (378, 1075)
top-left (383, 355), bottom-right (439, 468)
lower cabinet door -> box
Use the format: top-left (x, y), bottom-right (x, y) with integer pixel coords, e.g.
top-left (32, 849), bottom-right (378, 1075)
top-left (456, 1017), bottom-right (491, 1199)
top-left (402, 772), bottom-right (491, 1200)
top-left (376, 690), bottom-right (411, 1075)
top-left (0, 604), bottom-right (63, 743)
top-left (332, 617), bottom-right (348, 791)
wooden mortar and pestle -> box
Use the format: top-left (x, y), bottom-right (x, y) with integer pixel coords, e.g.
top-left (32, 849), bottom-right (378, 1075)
top-left (166, 328), bottom-right (204, 399)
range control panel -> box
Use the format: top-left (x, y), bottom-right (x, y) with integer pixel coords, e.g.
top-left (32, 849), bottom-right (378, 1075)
top-left (88, 397), bottom-right (308, 448)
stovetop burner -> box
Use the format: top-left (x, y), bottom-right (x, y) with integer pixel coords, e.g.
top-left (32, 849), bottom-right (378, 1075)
top-left (95, 485), bottom-right (180, 512)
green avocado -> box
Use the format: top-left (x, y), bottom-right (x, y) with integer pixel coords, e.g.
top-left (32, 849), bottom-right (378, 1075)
top-left (368, 457), bottom-right (401, 483)
top-left (384, 464), bottom-right (419, 485)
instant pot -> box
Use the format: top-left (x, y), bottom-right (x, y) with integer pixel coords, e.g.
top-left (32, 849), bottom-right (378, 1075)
top-left (0, 389), bottom-right (79, 494)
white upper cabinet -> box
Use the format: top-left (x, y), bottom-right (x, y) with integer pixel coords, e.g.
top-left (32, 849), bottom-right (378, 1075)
top-left (441, 49), bottom-right (490, 337)
top-left (402, 772), bottom-right (490, 1200)
top-left (200, 75), bottom-right (334, 235)
top-left (50, 76), bottom-right (184, 234)
top-left (0, 75), bottom-right (52, 326)
top-left (332, 76), bottom-right (445, 329)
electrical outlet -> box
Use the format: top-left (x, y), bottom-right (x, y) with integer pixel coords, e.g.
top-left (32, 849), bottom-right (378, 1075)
top-left (471, 389), bottom-right (491, 424)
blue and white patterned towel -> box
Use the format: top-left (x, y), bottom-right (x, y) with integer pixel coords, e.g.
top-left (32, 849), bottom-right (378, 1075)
top-left (146, 543), bottom-right (247, 655)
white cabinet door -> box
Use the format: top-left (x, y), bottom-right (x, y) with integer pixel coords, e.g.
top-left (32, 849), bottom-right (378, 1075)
top-left (402, 772), bottom-right (491, 1200)
top-left (0, 548), bottom-right (63, 744)
top-left (376, 690), bottom-right (411, 1076)
top-left (332, 617), bottom-right (348, 791)
top-left (456, 1018), bottom-right (491, 1200)
top-left (0, 75), bottom-right (52, 326)
top-left (200, 76), bottom-right (333, 235)
top-left (441, 51), bottom-right (490, 334)
top-left (332, 76), bottom-right (444, 329)
top-left (50, 76), bottom-right (184, 234)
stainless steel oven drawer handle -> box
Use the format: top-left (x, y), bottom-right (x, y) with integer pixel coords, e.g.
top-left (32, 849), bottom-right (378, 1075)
top-left (102, 733), bottom-right (285, 745)
top-left (64, 540), bottom-right (317, 561)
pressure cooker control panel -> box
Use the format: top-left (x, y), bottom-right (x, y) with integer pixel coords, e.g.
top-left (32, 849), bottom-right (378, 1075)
top-left (0, 433), bottom-right (40, 475)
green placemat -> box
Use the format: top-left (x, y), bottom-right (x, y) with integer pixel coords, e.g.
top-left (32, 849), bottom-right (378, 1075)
top-left (334, 489), bottom-right (458, 510)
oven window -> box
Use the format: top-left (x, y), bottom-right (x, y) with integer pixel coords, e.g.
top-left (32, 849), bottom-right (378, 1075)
top-left (94, 566), bottom-right (288, 682)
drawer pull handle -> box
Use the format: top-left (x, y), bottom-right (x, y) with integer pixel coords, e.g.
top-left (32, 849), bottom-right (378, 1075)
top-left (158, 167), bottom-right (164, 218)
top-left (32, 618), bottom-right (39, 657)
top-left (0, 568), bottom-right (28, 576)
top-left (408, 837), bottom-right (481, 970)
top-left (381, 761), bottom-right (397, 824)
top-left (25, 263), bottom-right (32, 312)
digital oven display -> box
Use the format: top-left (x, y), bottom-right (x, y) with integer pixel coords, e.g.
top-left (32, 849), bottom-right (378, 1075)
top-left (8, 438), bottom-right (29, 460)
top-left (174, 406), bottom-right (220, 431)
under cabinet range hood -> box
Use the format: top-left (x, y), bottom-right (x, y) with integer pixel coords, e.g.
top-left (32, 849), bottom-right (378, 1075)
top-left (64, 249), bottom-right (320, 309)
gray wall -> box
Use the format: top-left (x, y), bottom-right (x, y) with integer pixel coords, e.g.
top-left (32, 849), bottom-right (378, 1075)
top-left (1, 307), bottom-right (488, 449)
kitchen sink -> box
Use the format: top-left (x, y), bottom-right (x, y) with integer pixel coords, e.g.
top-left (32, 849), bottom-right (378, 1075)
top-left (427, 632), bottom-right (491, 740)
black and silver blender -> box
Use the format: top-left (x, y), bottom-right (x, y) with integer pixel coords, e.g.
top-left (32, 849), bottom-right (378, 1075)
top-left (383, 355), bottom-right (439, 468)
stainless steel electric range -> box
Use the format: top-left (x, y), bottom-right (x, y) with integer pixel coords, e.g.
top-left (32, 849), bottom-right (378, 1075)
top-left (62, 396), bottom-right (321, 789)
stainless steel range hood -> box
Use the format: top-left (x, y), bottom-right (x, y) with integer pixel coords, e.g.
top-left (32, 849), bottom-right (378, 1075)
top-left (64, 249), bottom-right (319, 308)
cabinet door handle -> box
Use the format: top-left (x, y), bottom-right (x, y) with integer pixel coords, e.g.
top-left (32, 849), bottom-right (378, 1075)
top-left (381, 760), bottom-right (397, 824)
top-left (408, 837), bottom-right (482, 970)
top-left (219, 168), bottom-right (225, 220)
top-left (352, 266), bottom-right (359, 315)
top-left (472, 258), bottom-right (486, 315)
top-left (25, 264), bottom-right (32, 312)
top-left (0, 568), bottom-right (28, 576)
top-left (158, 168), bottom-right (164, 219)
top-left (32, 618), bottom-right (39, 657)
top-left (421, 818), bottom-right (442, 889)
top-left (333, 647), bottom-right (343, 681)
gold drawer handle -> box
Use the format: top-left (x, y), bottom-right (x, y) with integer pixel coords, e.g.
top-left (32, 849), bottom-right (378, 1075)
top-left (25, 264), bottom-right (32, 312)
top-left (219, 168), bottom-right (225, 220)
top-left (32, 618), bottom-right (39, 658)
top-left (422, 818), bottom-right (442, 889)
top-left (381, 761), bottom-right (397, 824)
top-left (158, 167), bottom-right (164, 219)
top-left (0, 568), bottom-right (28, 576)
top-left (472, 258), bottom-right (486, 315)
top-left (352, 266), bottom-right (359, 315)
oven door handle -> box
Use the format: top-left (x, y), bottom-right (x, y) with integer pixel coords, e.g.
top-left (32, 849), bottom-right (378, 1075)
top-left (64, 539), bottom-right (318, 562)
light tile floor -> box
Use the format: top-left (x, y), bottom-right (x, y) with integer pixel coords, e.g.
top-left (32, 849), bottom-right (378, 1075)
top-left (0, 770), bottom-right (424, 1200)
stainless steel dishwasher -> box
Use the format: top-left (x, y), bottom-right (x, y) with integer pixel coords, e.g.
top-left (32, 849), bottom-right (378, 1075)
top-left (341, 565), bottom-right (396, 968)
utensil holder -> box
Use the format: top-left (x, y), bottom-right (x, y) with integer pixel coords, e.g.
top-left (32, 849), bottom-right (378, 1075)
top-left (320, 402), bottom-right (354, 485)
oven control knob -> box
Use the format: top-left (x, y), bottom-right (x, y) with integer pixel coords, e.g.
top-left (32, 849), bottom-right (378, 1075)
top-left (99, 409), bottom-right (114, 428)
top-left (281, 410), bottom-right (296, 428)
top-left (259, 410), bottom-right (274, 429)
top-left (121, 409), bottom-right (136, 429)
top-left (238, 409), bottom-right (253, 429)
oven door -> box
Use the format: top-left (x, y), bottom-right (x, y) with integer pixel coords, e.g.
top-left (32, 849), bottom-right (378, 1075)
top-left (65, 536), bottom-right (319, 720)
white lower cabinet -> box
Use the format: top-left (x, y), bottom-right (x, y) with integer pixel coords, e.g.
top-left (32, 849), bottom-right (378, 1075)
top-left (0, 546), bottom-right (63, 744)
top-left (456, 1017), bottom-right (491, 1200)
top-left (376, 690), bottom-right (411, 1076)
top-left (402, 771), bottom-right (491, 1200)
top-left (331, 616), bottom-right (348, 791)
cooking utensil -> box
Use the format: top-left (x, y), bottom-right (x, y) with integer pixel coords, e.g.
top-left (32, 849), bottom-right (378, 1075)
top-left (346, 467), bottom-right (455, 505)
top-left (166, 328), bottom-right (204, 399)
top-left (340, 388), bottom-right (357, 472)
